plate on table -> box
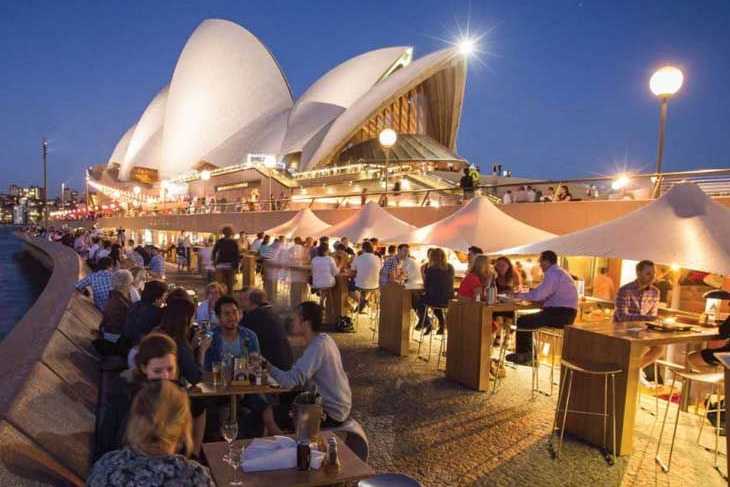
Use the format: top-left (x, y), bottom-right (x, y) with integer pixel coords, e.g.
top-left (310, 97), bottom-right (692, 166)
top-left (645, 322), bottom-right (694, 332)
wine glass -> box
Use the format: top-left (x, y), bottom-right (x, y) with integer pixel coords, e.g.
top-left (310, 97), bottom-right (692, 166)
top-left (221, 418), bottom-right (238, 465)
top-left (229, 444), bottom-right (243, 486)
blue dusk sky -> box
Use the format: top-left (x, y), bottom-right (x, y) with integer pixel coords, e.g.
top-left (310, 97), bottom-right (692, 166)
top-left (1, 0), bottom-right (729, 195)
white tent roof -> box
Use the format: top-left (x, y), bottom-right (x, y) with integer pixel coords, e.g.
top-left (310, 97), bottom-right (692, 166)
top-left (392, 196), bottom-right (556, 252)
top-left (498, 183), bottom-right (730, 275)
top-left (265, 209), bottom-right (331, 239)
top-left (324, 201), bottom-right (416, 242)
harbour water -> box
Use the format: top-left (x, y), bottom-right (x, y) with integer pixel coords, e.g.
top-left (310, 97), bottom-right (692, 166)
top-left (0, 228), bottom-right (48, 341)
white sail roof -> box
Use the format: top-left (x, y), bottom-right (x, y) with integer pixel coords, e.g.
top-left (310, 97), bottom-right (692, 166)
top-left (325, 201), bottom-right (416, 242)
top-left (301, 47), bottom-right (460, 171)
top-left (108, 124), bottom-right (136, 165)
top-left (161, 19), bottom-right (293, 178)
top-left (498, 183), bottom-right (730, 275)
top-left (392, 197), bottom-right (556, 252)
top-left (281, 47), bottom-right (412, 155)
top-left (265, 209), bottom-right (331, 239)
top-left (120, 85), bottom-right (169, 180)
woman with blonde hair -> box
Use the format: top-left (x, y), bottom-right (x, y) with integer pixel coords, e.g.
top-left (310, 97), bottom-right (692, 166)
top-left (195, 281), bottom-right (225, 326)
top-left (128, 266), bottom-right (146, 303)
top-left (458, 254), bottom-right (494, 302)
top-left (415, 248), bottom-right (455, 335)
top-left (88, 380), bottom-right (214, 486)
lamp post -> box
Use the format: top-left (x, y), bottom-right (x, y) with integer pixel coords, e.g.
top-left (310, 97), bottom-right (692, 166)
top-left (42, 138), bottom-right (48, 228)
top-left (649, 66), bottom-right (683, 197)
top-left (378, 128), bottom-right (397, 196)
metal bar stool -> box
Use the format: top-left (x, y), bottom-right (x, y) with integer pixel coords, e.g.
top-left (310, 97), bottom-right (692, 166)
top-left (655, 369), bottom-right (726, 477)
top-left (491, 320), bottom-right (513, 393)
top-left (355, 287), bottom-right (379, 333)
top-left (550, 359), bottom-right (622, 465)
top-left (417, 304), bottom-right (448, 370)
top-left (368, 289), bottom-right (381, 343)
top-left (533, 327), bottom-right (565, 397)
top-left (642, 359), bottom-right (685, 417)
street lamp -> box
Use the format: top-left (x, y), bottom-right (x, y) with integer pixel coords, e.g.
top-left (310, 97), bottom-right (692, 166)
top-left (378, 128), bottom-right (397, 195)
top-left (649, 66), bottom-right (684, 197)
top-left (42, 138), bottom-right (48, 228)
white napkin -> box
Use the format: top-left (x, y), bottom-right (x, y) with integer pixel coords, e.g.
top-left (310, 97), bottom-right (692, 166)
top-left (241, 436), bottom-right (325, 472)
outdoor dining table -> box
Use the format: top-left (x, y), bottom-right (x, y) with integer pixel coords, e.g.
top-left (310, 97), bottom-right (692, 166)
top-left (561, 320), bottom-right (721, 456)
top-left (446, 299), bottom-right (536, 391)
top-left (202, 430), bottom-right (375, 487)
top-left (188, 373), bottom-right (291, 418)
top-left (715, 352), bottom-right (730, 478)
top-left (378, 282), bottom-right (418, 356)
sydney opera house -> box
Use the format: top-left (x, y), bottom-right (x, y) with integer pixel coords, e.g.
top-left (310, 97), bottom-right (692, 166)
top-left (90, 18), bottom-right (470, 208)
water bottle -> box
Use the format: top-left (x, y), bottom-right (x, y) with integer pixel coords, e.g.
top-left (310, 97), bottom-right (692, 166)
top-left (487, 279), bottom-right (497, 305)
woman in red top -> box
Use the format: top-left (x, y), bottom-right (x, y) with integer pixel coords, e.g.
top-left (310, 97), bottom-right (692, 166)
top-left (458, 254), bottom-right (493, 301)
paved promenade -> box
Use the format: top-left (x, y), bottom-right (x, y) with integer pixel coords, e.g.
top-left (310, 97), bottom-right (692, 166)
top-left (168, 265), bottom-right (725, 486)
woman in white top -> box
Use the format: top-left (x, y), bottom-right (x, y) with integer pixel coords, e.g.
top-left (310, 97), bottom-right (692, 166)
top-left (311, 245), bottom-right (338, 290)
top-left (195, 282), bottom-right (224, 326)
top-left (129, 266), bottom-right (147, 303)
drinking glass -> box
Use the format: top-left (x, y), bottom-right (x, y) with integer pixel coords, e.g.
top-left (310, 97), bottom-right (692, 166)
top-left (221, 419), bottom-right (238, 465)
top-left (229, 444), bottom-right (243, 486)
top-left (212, 362), bottom-right (223, 387)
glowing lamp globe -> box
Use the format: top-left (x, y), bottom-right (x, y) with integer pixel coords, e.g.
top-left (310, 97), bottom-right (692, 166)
top-left (132, 185), bottom-right (141, 195)
top-left (200, 170), bottom-right (211, 181)
top-left (650, 66), bottom-right (684, 98)
top-left (378, 128), bottom-right (397, 148)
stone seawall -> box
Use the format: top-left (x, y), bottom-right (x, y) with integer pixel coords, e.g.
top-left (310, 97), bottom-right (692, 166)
top-left (0, 235), bottom-right (102, 486)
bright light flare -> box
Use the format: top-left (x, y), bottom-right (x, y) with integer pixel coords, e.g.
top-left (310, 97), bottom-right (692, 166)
top-left (457, 37), bottom-right (477, 56)
top-left (378, 128), bottom-right (397, 148)
top-left (611, 175), bottom-right (631, 191)
top-left (650, 66), bottom-right (684, 98)
top-left (200, 170), bottom-right (211, 181)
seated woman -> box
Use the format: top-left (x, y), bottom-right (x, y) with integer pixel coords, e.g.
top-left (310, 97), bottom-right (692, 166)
top-left (195, 281), bottom-right (225, 327)
top-left (98, 269), bottom-right (134, 356)
top-left (688, 316), bottom-right (730, 372)
top-left (415, 248), bottom-right (455, 335)
top-left (89, 380), bottom-right (214, 486)
top-left (492, 256), bottom-right (521, 343)
top-left (311, 244), bottom-right (339, 308)
top-left (95, 333), bottom-right (180, 460)
top-left (458, 254), bottom-right (494, 302)
top-left (269, 302), bottom-right (352, 428)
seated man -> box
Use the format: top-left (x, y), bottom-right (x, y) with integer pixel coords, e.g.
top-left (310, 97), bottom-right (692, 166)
top-left (506, 250), bottom-right (578, 365)
top-left (75, 256), bottom-right (114, 311)
top-left (614, 260), bottom-right (663, 371)
top-left (239, 287), bottom-right (293, 370)
top-left (200, 295), bottom-right (280, 436)
top-left (688, 316), bottom-right (730, 372)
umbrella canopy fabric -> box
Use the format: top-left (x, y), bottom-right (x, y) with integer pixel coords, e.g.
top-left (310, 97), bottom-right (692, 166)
top-left (324, 201), bottom-right (416, 242)
top-left (498, 182), bottom-right (730, 275)
top-left (391, 196), bottom-right (555, 252)
top-left (265, 209), bottom-right (331, 239)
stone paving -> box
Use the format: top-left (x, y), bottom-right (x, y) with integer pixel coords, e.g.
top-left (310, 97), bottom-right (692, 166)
top-left (168, 267), bottom-right (726, 487)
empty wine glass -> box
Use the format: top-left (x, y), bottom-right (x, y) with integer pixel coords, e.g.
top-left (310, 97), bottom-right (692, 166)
top-left (229, 444), bottom-right (243, 486)
top-left (221, 418), bottom-right (238, 465)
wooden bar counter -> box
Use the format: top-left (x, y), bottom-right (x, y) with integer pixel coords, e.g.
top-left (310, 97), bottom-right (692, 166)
top-left (378, 283), bottom-right (414, 356)
top-left (562, 320), bottom-right (720, 456)
top-left (446, 300), bottom-right (529, 391)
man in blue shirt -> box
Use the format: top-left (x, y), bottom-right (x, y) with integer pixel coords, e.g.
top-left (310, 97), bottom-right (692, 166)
top-left (148, 246), bottom-right (165, 279)
top-left (202, 295), bottom-right (260, 370)
top-left (75, 257), bottom-right (114, 311)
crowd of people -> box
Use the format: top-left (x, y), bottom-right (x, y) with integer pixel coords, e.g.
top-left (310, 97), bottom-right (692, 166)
top-left (24, 221), bottom-right (730, 485)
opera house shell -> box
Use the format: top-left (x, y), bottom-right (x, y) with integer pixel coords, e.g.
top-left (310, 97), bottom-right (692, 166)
top-left (105, 18), bottom-right (467, 184)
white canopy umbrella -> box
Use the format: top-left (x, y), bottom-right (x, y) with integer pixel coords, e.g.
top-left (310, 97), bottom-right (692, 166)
top-left (391, 196), bottom-right (556, 252)
top-left (498, 182), bottom-right (730, 275)
top-left (264, 208), bottom-right (331, 239)
top-left (324, 201), bottom-right (416, 242)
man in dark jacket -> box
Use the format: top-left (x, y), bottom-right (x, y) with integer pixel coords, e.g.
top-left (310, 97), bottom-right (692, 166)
top-left (239, 287), bottom-right (293, 370)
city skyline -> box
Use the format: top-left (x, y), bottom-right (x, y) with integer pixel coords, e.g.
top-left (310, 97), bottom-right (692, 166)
top-left (1, 0), bottom-right (729, 194)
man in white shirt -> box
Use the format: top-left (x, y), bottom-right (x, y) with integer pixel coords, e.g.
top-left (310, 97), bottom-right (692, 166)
top-left (286, 237), bottom-right (310, 306)
top-left (251, 232), bottom-right (264, 253)
top-left (352, 241), bottom-right (382, 313)
top-left (502, 191), bottom-right (513, 204)
top-left (197, 238), bottom-right (215, 282)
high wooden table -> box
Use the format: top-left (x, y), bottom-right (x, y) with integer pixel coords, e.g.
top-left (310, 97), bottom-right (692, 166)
top-left (713, 351), bottom-right (730, 478)
top-left (446, 300), bottom-right (534, 391)
top-left (562, 320), bottom-right (720, 456)
top-left (378, 283), bottom-right (416, 356)
top-left (241, 254), bottom-right (258, 287)
top-left (203, 431), bottom-right (374, 487)
top-left (189, 374), bottom-right (291, 418)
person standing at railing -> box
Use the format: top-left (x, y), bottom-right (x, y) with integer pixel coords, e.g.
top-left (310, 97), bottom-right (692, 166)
top-left (460, 167), bottom-right (475, 201)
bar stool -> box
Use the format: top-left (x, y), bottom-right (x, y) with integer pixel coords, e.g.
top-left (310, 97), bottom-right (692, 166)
top-left (642, 359), bottom-right (685, 417)
top-left (532, 327), bottom-right (564, 397)
top-left (492, 320), bottom-right (513, 393)
top-left (655, 369), bottom-right (725, 476)
top-left (368, 289), bottom-right (381, 343)
top-left (417, 304), bottom-right (449, 370)
top-left (550, 359), bottom-right (622, 465)
top-left (355, 288), bottom-right (379, 333)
